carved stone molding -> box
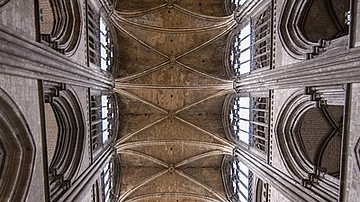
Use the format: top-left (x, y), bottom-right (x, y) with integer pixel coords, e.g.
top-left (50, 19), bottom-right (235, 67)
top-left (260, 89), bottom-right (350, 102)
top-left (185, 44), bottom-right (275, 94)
top-left (43, 83), bottom-right (85, 201)
top-left (0, 88), bottom-right (35, 201)
top-left (221, 155), bottom-right (236, 202)
top-left (276, 90), bottom-right (340, 201)
top-left (278, 0), bottom-right (349, 60)
top-left (40, 0), bottom-right (82, 56)
top-left (233, 0), bottom-right (264, 23)
top-left (355, 137), bottom-right (360, 171)
top-left (0, 0), bottom-right (10, 8)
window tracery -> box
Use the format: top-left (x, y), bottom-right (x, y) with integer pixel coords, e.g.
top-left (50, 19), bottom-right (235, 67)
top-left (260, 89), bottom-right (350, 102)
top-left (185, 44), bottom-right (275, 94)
top-left (102, 159), bottom-right (114, 202)
top-left (230, 23), bottom-right (252, 76)
top-left (230, 158), bottom-right (253, 202)
top-left (91, 93), bottom-right (114, 154)
top-left (232, 0), bottom-right (246, 8)
top-left (229, 95), bottom-right (269, 153)
top-left (224, 92), bottom-right (270, 201)
top-left (252, 6), bottom-right (271, 71)
top-left (228, 6), bottom-right (272, 77)
top-left (87, 3), bottom-right (113, 71)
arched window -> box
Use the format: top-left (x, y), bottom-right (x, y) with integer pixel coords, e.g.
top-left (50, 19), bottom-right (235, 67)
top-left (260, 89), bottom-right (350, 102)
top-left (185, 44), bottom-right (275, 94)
top-left (102, 159), bottom-right (114, 202)
top-left (222, 155), bottom-right (260, 202)
top-left (90, 92), bottom-right (115, 156)
top-left (230, 23), bottom-right (252, 76)
top-left (232, 0), bottom-right (246, 8)
top-left (230, 158), bottom-right (252, 202)
top-left (227, 93), bottom-right (269, 153)
top-left (87, 3), bottom-right (114, 71)
top-left (225, 0), bottom-right (246, 14)
top-left (101, 94), bottom-right (113, 143)
top-left (99, 17), bottom-right (113, 71)
top-left (227, 5), bottom-right (272, 78)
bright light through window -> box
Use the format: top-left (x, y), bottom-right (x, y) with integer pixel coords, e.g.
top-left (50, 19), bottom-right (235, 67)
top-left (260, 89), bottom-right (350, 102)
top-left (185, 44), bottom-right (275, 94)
top-left (231, 159), bottom-right (250, 202)
top-left (231, 22), bottom-right (252, 76)
top-left (99, 17), bottom-right (112, 71)
top-left (229, 96), bottom-right (250, 144)
top-left (102, 160), bottom-right (113, 202)
top-left (232, 0), bottom-right (246, 7)
top-left (101, 95), bottom-right (110, 143)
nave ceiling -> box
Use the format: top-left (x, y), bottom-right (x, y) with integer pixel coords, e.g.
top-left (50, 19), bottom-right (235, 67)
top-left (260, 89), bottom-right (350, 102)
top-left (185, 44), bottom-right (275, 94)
top-left (112, 0), bottom-right (237, 201)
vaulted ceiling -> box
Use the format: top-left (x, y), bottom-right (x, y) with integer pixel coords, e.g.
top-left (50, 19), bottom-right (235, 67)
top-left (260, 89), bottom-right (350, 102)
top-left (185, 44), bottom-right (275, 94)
top-left (112, 0), bottom-right (237, 201)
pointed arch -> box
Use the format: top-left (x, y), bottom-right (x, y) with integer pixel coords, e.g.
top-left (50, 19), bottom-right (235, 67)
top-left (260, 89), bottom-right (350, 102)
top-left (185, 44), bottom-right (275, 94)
top-left (276, 90), bottom-right (341, 201)
top-left (0, 88), bottom-right (35, 201)
top-left (278, 0), bottom-right (350, 60)
top-left (39, 0), bottom-right (82, 55)
top-left (44, 85), bottom-right (86, 200)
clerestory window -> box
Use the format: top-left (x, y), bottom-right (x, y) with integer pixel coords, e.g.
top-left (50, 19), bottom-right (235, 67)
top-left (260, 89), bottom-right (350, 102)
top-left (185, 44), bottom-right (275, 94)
top-left (229, 6), bottom-right (271, 76)
top-left (101, 95), bottom-right (112, 143)
top-left (90, 93), bottom-right (114, 153)
top-left (230, 23), bottom-right (252, 76)
top-left (87, 3), bottom-right (113, 71)
top-left (102, 159), bottom-right (114, 202)
top-left (99, 17), bottom-right (113, 71)
top-left (230, 158), bottom-right (252, 202)
top-left (229, 95), bottom-right (269, 152)
top-left (232, 0), bottom-right (246, 7)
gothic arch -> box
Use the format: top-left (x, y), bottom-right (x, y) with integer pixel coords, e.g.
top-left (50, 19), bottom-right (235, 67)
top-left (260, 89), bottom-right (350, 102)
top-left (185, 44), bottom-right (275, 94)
top-left (276, 90), bottom-right (315, 179)
top-left (222, 153), bottom-right (259, 202)
top-left (45, 86), bottom-right (85, 200)
top-left (223, 92), bottom-right (270, 156)
top-left (0, 88), bottom-right (35, 201)
top-left (221, 155), bottom-right (236, 202)
top-left (100, 10), bottom-right (117, 72)
top-left (255, 178), bottom-right (266, 202)
top-left (276, 90), bottom-right (340, 200)
top-left (222, 93), bottom-right (237, 143)
top-left (223, 0), bottom-right (237, 15)
top-left (278, 0), bottom-right (350, 60)
top-left (112, 153), bottom-right (121, 201)
top-left (40, 0), bottom-right (82, 55)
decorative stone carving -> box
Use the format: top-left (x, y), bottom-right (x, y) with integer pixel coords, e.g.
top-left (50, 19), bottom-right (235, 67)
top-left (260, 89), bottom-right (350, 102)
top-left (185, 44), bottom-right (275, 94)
top-left (355, 138), bottom-right (360, 171)
top-left (164, 0), bottom-right (176, 8)
top-left (0, 0), bottom-right (10, 8)
top-left (40, 0), bottom-right (82, 56)
top-left (43, 83), bottom-right (86, 201)
top-left (278, 0), bottom-right (349, 60)
top-left (0, 88), bottom-right (35, 201)
top-left (276, 90), bottom-right (341, 201)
